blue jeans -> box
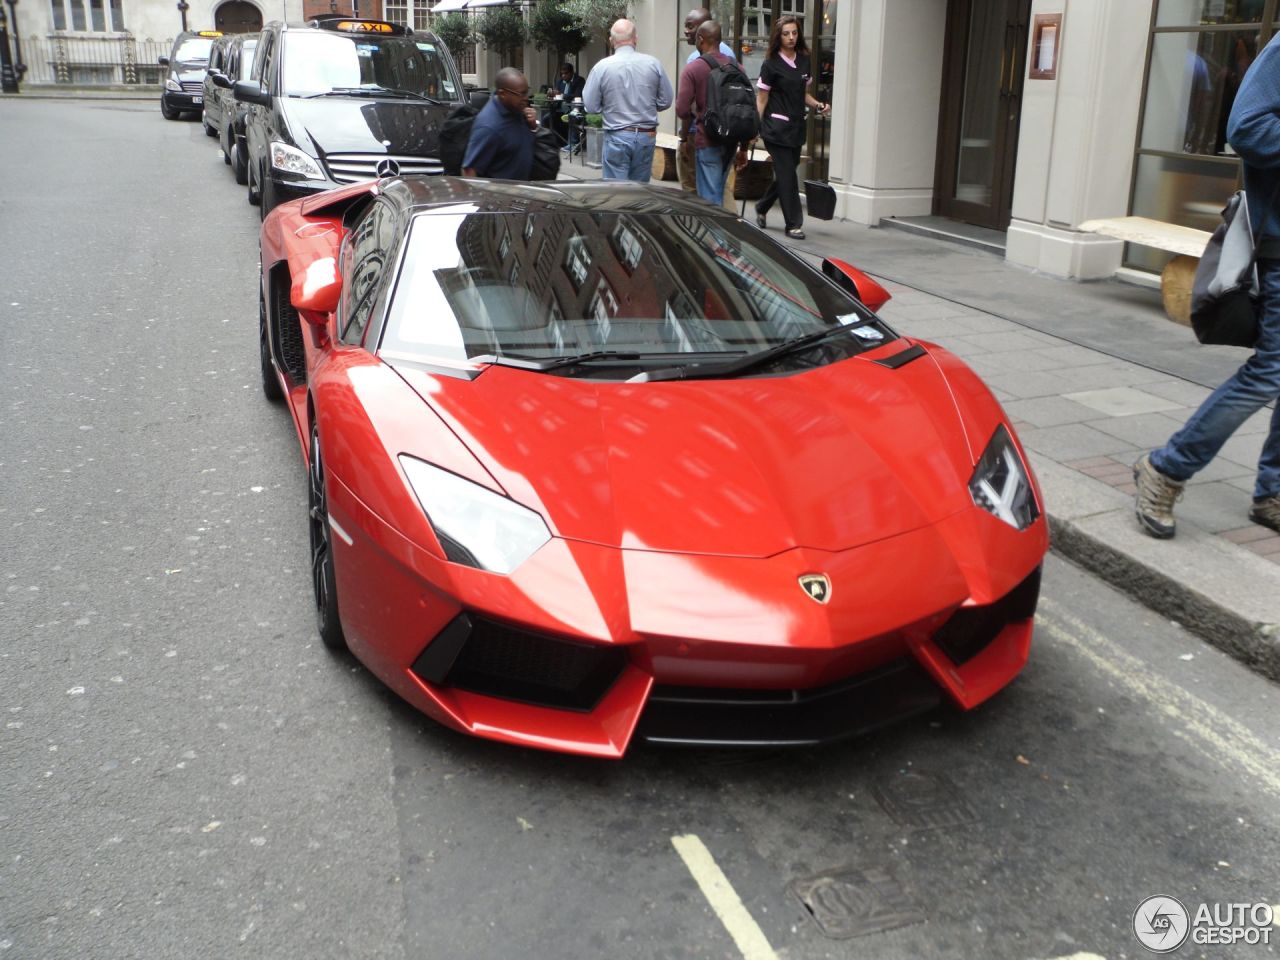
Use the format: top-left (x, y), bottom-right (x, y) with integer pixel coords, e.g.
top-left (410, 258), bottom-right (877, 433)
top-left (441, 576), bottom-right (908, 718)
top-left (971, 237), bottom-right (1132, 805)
top-left (695, 145), bottom-right (732, 205)
top-left (1151, 259), bottom-right (1280, 499)
top-left (602, 130), bottom-right (656, 182)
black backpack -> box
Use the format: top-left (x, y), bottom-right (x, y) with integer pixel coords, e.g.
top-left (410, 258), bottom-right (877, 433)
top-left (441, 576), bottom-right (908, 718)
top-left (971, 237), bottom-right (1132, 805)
top-left (700, 53), bottom-right (758, 145)
top-left (440, 103), bottom-right (478, 176)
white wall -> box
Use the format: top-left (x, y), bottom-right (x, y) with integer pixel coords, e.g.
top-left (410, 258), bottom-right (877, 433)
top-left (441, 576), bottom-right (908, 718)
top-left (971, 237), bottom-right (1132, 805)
top-left (1006, 0), bottom-right (1152, 278)
top-left (828, 0), bottom-right (948, 224)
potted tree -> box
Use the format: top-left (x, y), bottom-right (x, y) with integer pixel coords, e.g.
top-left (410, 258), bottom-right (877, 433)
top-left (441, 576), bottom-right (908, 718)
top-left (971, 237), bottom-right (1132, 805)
top-left (432, 12), bottom-right (473, 60)
top-left (473, 6), bottom-right (528, 66)
top-left (528, 4), bottom-right (588, 65)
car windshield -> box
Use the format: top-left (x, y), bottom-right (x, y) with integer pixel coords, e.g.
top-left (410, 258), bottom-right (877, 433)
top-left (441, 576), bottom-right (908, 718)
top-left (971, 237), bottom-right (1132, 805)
top-left (174, 37), bottom-right (215, 62)
top-left (380, 208), bottom-right (878, 370)
top-left (281, 32), bottom-right (458, 100)
top-left (239, 40), bottom-right (258, 81)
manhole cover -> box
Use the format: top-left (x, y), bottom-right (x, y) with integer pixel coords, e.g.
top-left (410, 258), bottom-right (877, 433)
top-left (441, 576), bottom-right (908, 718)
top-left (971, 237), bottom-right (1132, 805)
top-left (788, 866), bottom-right (923, 939)
top-left (872, 772), bottom-right (978, 830)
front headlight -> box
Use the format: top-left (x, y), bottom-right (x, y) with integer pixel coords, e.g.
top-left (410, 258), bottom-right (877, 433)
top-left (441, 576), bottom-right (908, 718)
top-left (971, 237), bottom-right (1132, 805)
top-left (269, 140), bottom-right (326, 180)
top-left (399, 456), bottom-right (551, 575)
top-left (968, 425), bottom-right (1039, 531)
top-left (165, 77), bottom-right (181, 91)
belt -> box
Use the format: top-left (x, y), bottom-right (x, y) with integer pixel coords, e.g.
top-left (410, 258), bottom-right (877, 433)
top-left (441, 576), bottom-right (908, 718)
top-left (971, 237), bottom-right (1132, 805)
top-left (610, 125), bottom-right (657, 134)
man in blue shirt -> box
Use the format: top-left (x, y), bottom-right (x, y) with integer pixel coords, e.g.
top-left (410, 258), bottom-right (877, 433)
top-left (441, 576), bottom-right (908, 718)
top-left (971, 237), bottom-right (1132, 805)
top-left (463, 68), bottom-right (537, 180)
top-left (582, 19), bottom-right (674, 182)
top-left (1134, 36), bottom-right (1280, 536)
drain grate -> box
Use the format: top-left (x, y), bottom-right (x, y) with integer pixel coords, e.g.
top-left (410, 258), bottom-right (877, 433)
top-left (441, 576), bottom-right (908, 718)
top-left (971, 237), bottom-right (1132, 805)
top-left (788, 866), bottom-right (924, 939)
top-left (872, 772), bottom-right (978, 830)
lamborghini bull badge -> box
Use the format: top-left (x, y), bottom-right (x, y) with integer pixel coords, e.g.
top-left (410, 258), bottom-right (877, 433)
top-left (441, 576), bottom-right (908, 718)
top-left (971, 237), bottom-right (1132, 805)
top-left (799, 574), bottom-right (831, 604)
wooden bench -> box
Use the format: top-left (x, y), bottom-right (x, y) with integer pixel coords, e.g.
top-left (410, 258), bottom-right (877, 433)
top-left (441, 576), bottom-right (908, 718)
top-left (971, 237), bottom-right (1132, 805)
top-left (1077, 216), bottom-right (1212, 326)
top-left (651, 131), bottom-right (775, 198)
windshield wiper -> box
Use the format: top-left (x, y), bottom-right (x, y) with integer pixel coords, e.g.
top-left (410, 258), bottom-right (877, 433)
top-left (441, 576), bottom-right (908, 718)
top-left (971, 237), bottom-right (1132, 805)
top-left (481, 350), bottom-right (744, 372)
top-left (302, 86), bottom-right (444, 103)
top-left (632, 323), bottom-right (861, 383)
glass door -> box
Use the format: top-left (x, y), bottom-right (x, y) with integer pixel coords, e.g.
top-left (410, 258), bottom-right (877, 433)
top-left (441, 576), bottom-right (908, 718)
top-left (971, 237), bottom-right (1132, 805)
top-left (934, 0), bottom-right (1031, 229)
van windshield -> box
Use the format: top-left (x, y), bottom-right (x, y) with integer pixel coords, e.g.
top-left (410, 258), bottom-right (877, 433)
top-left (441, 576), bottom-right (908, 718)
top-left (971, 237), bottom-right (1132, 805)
top-left (281, 32), bottom-right (459, 101)
top-left (173, 37), bottom-right (215, 63)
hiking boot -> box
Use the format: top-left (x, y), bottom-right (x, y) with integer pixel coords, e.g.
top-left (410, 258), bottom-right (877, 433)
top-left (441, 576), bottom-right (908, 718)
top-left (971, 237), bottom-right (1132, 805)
top-left (1133, 453), bottom-right (1185, 539)
top-left (1249, 494), bottom-right (1280, 532)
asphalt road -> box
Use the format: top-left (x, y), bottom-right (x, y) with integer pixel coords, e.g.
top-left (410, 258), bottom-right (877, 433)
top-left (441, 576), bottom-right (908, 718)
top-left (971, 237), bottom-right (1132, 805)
top-left (1, 99), bottom-right (1278, 960)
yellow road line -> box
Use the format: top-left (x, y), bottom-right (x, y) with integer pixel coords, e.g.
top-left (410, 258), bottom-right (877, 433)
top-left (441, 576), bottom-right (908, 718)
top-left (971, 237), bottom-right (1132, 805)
top-left (671, 834), bottom-right (778, 960)
top-left (1039, 598), bottom-right (1280, 802)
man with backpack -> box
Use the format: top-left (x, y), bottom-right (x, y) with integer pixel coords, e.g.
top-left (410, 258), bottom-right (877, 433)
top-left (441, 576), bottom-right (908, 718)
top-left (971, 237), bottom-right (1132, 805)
top-left (678, 8), bottom-right (738, 208)
top-left (675, 21), bottom-right (755, 206)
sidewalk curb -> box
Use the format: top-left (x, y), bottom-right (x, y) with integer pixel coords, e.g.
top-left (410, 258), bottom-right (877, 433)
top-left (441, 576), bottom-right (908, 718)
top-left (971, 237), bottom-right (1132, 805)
top-left (1047, 514), bottom-right (1280, 682)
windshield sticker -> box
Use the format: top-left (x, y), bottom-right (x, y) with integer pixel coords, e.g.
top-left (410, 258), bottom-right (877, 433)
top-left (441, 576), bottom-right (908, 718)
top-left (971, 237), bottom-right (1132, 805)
top-left (849, 324), bottom-right (885, 341)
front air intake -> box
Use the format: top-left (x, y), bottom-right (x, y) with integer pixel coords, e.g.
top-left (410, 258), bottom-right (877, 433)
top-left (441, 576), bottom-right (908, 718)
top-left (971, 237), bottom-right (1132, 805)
top-left (932, 566), bottom-right (1042, 666)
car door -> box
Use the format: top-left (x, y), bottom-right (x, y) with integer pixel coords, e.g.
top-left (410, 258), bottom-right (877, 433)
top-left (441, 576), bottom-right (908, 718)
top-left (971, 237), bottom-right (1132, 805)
top-left (244, 29), bottom-right (276, 176)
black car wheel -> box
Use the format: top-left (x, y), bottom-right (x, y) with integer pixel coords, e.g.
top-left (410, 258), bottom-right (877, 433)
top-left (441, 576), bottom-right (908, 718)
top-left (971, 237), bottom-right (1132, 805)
top-left (232, 136), bottom-right (248, 185)
top-left (220, 123), bottom-right (232, 165)
top-left (160, 98), bottom-right (180, 121)
top-left (202, 112), bottom-right (217, 137)
top-left (308, 421), bottom-right (346, 651)
top-left (259, 280), bottom-right (284, 403)
top-left (247, 158), bottom-right (262, 206)
top-left (260, 175), bottom-right (276, 221)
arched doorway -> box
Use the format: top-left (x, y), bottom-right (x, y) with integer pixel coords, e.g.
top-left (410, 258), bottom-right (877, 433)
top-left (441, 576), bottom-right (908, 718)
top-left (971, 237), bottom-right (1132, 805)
top-left (215, 0), bottom-right (262, 34)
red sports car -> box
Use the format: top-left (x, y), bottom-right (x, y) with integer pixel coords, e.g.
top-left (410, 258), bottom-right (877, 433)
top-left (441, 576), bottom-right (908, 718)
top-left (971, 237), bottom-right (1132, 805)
top-left (258, 178), bottom-right (1048, 758)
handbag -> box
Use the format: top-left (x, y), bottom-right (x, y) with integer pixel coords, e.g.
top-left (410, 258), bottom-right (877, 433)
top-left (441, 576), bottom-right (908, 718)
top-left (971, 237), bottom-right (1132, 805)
top-left (1189, 185), bottom-right (1278, 347)
top-left (804, 179), bottom-right (836, 221)
top-left (530, 125), bottom-right (561, 181)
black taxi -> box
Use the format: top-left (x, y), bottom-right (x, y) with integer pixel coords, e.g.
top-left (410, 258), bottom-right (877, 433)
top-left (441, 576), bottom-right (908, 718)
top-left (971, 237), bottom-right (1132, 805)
top-left (233, 16), bottom-right (464, 216)
top-left (159, 30), bottom-right (223, 120)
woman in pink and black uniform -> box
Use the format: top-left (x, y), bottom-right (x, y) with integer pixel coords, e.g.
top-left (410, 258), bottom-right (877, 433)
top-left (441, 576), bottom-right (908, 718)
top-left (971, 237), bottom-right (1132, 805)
top-left (753, 15), bottom-right (830, 240)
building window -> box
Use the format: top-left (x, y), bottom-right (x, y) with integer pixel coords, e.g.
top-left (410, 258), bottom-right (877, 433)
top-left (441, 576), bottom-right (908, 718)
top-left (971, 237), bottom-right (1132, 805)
top-left (1129, 0), bottom-right (1280, 271)
top-left (564, 234), bottom-right (591, 290)
top-left (610, 222), bottom-right (644, 272)
top-left (50, 0), bottom-right (125, 30)
top-left (384, 0), bottom-right (431, 31)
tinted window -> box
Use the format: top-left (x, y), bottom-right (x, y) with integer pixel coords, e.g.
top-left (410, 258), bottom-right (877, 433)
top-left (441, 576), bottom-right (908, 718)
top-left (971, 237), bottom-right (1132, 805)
top-left (239, 40), bottom-right (258, 80)
top-left (280, 31), bottom-right (458, 99)
top-left (174, 37), bottom-right (215, 62)
top-left (381, 210), bottom-right (872, 365)
top-left (342, 202), bottom-right (396, 344)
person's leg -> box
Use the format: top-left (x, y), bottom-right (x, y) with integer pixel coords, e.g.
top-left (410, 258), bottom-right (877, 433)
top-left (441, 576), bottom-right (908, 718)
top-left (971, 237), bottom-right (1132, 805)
top-left (628, 132), bottom-right (656, 183)
top-left (677, 142), bottom-right (697, 194)
top-left (695, 146), bottom-right (725, 203)
top-left (773, 143), bottom-right (803, 231)
top-left (1138, 259), bottom-right (1280, 535)
top-left (601, 131), bottom-right (629, 180)
top-left (756, 140), bottom-right (781, 217)
top-left (722, 160), bottom-right (737, 211)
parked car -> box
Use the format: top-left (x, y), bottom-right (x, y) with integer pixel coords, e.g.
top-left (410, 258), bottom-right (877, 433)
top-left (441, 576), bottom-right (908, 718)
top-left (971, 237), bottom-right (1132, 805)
top-left (158, 30), bottom-right (223, 121)
top-left (199, 35), bottom-right (233, 137)
top-left (233, 16), bottom-right (463, 217)
top-left (254, 177), bottom-right (1050, 759)
top-left (206, 34), bottom-right (259, 183)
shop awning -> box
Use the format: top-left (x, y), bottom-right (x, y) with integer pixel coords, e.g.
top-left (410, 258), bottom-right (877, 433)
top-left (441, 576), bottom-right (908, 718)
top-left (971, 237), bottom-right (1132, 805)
top-left (432, 0), bottom-right (512, 10)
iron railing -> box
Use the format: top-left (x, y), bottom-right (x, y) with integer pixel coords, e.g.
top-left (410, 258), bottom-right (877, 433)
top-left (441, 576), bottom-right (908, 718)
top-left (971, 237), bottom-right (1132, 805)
top-left (21, 36), bottom-right (169, 87)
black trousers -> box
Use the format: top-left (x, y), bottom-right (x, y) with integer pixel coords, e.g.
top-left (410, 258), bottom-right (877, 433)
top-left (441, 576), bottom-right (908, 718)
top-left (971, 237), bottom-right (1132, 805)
top-left (755, 140), bottom-right (802, 230)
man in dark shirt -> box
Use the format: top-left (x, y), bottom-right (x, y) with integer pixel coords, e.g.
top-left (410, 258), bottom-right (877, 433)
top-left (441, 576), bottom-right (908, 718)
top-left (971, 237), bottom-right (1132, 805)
top-left (675, 22), bottom-right (749, 205)
top-left (463, 68), bottom-right (537, 180)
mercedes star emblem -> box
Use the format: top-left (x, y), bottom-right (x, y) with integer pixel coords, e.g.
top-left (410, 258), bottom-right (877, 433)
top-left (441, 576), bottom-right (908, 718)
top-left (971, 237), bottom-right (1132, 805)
top-left (375, 158), bottom-right (401, 178)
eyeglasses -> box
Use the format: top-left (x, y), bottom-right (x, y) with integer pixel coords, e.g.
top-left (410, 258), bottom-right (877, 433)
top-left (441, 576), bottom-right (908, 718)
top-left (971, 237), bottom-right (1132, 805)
top-left (499, 87), bottom-right (530, 102)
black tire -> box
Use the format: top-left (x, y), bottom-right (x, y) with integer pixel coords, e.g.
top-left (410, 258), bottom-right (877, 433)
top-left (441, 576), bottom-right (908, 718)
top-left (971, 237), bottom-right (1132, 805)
top-left (232, 136), bottom-right (248, 185)
top-left (260, 174), bottom-right (276, 221)
top-left (308, 421), bottom-right (346, 651)
top-left (220, 123), bottom-right (232, 165)
top-left (259, 280), bottom-right (284, 403)
top-left (202, 112), bottom-right (217, 137)
top-left (247, 158), bottom-right (262, 206)
top-left (160, 97), bottom-right (180, 121)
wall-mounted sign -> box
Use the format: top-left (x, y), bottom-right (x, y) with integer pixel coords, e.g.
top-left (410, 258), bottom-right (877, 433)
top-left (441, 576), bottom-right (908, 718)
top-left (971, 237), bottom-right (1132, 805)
top-left (1030, 13), bottom-right (1063, 80)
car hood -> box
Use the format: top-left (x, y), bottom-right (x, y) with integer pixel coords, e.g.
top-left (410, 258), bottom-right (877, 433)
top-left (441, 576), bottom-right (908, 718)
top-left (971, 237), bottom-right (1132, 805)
top-left (175, 63), bottom-right (207, 82)
top-left (281, 97), bottom-right (451, 156)
top-left (392, 349), bottom-right (984, 558)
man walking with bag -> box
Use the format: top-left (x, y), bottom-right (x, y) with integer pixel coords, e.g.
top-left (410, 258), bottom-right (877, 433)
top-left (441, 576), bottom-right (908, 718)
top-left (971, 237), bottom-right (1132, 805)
top-left (675, 21), bottom-right (752, 205)
top-left (677, 7), bottom-right (738, 208)
top-left (1133, 37), bottom-right (1280, 536)
top-left (462, 68), bottom-right (538, 180)
top-left (582, 19), bottom-right (673, 182)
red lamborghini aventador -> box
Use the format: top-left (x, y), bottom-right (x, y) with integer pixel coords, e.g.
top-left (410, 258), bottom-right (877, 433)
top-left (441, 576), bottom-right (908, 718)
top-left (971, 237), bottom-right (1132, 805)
top-left (257, 177), bottom-right (1048, 758)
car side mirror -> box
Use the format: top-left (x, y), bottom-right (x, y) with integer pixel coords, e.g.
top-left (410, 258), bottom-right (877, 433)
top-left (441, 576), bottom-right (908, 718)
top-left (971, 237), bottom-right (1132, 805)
top-left (821, 258), bottom-right (892, 313)
top-left (158, 56), bottom-right (170, 67)
top-left (291, 258), bottom-right (342, 318)
top-left (233, 79), bottom-right (271, 107)
top-left (209, 70), bottom-right (231, 89)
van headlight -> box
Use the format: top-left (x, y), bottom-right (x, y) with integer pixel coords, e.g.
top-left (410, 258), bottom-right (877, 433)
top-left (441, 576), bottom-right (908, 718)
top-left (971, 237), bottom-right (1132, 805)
top-left (399, 456), bottom-right (551, 574)
top-left (969, 425), bottom-right (1039, 530)
top-left (165, 77), bottom-right (181, 91)
top-left (269, 141), bottom-right (325, 180)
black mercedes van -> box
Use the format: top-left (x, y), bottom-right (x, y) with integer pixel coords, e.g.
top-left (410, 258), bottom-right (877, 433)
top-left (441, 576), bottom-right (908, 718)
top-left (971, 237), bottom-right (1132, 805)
top-left (233, 17), bottom-right (464, 216)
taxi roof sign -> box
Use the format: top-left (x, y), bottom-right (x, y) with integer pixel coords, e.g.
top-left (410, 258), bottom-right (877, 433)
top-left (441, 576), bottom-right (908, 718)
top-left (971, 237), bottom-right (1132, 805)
top-left (319, 18), bottom-right (404, 34)
top-left (196, 30), bottom-right (223, 36)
